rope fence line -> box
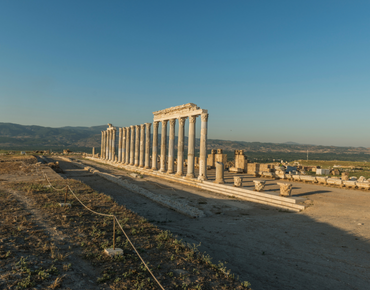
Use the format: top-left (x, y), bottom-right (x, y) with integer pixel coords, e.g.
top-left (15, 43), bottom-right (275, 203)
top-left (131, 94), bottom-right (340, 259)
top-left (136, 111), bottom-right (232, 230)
top-left (31, 161), bottom-right (165, 290)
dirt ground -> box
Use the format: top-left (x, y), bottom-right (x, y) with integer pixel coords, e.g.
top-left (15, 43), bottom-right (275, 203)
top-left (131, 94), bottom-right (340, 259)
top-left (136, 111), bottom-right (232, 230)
top-left (54, 156), bottom-right (370, 290)
top-left (0, 158), bottom-right (249, 290)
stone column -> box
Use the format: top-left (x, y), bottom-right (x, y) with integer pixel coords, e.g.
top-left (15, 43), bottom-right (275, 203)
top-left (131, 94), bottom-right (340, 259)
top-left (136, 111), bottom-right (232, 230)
top-left (125, 127), bottom-right (130, 164)
top-left (160, 120), bottom-right (168, 173)
top-left (139, 124), bottom-right (145, 167)
top-left (106, 131), bottom-right (109, 160)
top-left (135, 125), bottom-right (140, 167)
top-left (144, 123), bottom-right (151, 169)
top-left (186, 115), bottom-right (196, 178)
top-left (151, 121), bottom-right (159, 170)
top-left (198, 113), bottom-right (208, 180)
top-left (130, 126), bottom-right (135, 165)
top-left (101, 131), bottom-right (104, 159)
top-left (112, 128), bottom-right (116, 161)
top-left (175, 117), bottom-right (186, 176)
top-left (103, 131), bottom-right (107, 159)
top-left (118, 128), bottom-right (122, 162)
top-left (92, 147), bottom-right (95, 157)
top-left (214, 162), bottom-right (225, 184)
top-left (122, 127), bottom-right (126, 164)
top-left (108, 130), bottom-right (112, 160)
top-left (167, 119), bottom-right (176, 174)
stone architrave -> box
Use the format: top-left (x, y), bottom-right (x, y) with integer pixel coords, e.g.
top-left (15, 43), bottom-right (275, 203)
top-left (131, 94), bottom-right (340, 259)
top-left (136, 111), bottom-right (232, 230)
top-left (167, 119), bottom-right (176, 174)
top-left (139, 124), bottom-right (145, 167)
top-left (130, 126), bottom-right (135, 165)
top-left (125, 127), bottom-right (130, 164)
top-left (214, 162), bottom-right (225, 184)
top-left (234, 176), bottom-right (242, 187)
top-left (122, 127), bottom-right (126, 164)
top-left (151, 122), bottom-right (159, 170)
top-left (135, 125), bottom-right (140, 167)
top-left (277, 183), bottom-right (293, 197)
top-left (160, 120), bottom-right (168, 173)
top-left (118, 128), bottom-right (122, 162)
top-left (144, 123), bottom-right (151, 169)
top-left (253, 180), bottom-right (266, 192)
top-left (176, 117), bottom-right (186, 176)
top-left (198, 113), bottom-right (208, 180)
top-left (186, 115), bottom-right (197, 179)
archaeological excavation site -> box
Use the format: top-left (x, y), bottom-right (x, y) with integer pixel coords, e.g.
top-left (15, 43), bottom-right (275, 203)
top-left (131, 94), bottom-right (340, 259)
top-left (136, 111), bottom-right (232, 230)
top-left (1, 103), bottom-right (370, 290)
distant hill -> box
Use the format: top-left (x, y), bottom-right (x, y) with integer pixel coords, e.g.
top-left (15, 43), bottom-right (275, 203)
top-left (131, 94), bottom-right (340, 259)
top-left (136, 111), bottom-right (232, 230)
top-left (0, 123), bottom-right (369, 160)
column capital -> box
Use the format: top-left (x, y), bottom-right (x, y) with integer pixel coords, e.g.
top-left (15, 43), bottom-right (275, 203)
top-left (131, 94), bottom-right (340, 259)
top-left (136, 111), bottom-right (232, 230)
top-left (130, 125), bottom-right (134, 129)
top-left (201, 113), bottom-right (209, 122)
top-left (162, 119), bottom-right (168, 125)
top-left (140, 124), bottom-right (145, 129)
top-left (153, 121), bottom-right (159, 129)
top-left (169, 118), bottom-right (176, 126)
top-left (178, 117), bottom-right (187, 126)
top-left (135, 125), bottom-right (140, 129)
top-left (189, 115), bottom-right (197, 123)
top-left (122, 127), bottom-right (126, 132)
top-left (145, 122), bottom-right (152, 129)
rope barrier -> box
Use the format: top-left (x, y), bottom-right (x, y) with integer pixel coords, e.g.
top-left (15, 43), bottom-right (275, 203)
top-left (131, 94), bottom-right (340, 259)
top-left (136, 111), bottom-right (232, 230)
top-left (32, 161), bottom-right (165, 290)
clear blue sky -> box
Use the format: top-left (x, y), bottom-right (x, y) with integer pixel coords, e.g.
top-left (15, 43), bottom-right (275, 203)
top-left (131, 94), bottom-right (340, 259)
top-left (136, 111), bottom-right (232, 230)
top-left (1, 1), bottom-right (369, 147)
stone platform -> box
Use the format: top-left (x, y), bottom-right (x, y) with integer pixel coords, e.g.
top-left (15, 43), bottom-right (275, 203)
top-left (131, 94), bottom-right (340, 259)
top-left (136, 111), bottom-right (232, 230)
top-left (83, 157), bottom-right (306, 212)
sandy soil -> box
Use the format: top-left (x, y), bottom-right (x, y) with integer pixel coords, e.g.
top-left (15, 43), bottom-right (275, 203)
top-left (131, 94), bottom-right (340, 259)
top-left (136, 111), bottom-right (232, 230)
top-left (53, 157), bottom-right (370, 290)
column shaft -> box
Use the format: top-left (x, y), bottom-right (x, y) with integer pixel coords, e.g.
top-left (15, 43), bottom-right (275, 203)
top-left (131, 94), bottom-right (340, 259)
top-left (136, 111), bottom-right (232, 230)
top-left (118, 128), bottom-right (122, 162)
top-left (160, 120), bottom-right (168, 172)
top-left (176, 117), bottom-right (186, 176)
top-left (167, 119), bottom-right (176, 173)
top-left (122, 128), bottom-right (126, 164)
top-left (130, 126), bottom-right (135, 165)
top-left (139, 124), bottom-right (145, 167)
top-left (125, 127), bottom-right (130, 164)
top-left (144, 123), bottom-right (151, 169)
top-left (151, 122), bottom-right (159, 170)
top-left (186, 116), bottom-right (196, 178)
top-left (101, 131), bottom-right (104, 159)
top-left (135, 125), bottom-right (140, 166)
top-left (105, 131), bottom-right (109, 160)
top-left (198, 113), bottom-right (208, 180)
top-left (112, 129), bottom-right (116, 161)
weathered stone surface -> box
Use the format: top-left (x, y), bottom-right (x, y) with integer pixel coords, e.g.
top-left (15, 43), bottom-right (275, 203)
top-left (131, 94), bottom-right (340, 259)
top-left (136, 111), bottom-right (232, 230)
top-left (233, 176), bottom-right (243, 187)
top-left (229, 167), bottom-right (243, 173)
top-left (317, 176), bottom-right (328, 184)
top-left (277, 183), bottom-right (293, 197)
top-left (341, 172), bottom-right (349, 181)
top-left (357, 182), bottom-right (370, 190)
top-left (214, 162), bottom-right (225, 184)
top-left (327, 178), bottom-right (343, 186)
top-left (358, 176), bottom-right (367, 182)
top-left (253, 180), bottom-right (266, 192)
top-left (343, 180), bottom-right (357, 188)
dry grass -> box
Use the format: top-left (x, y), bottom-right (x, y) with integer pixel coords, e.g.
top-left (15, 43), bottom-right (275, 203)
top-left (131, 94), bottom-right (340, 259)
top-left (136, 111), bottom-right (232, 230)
top-left (1, 162), bottom-right (252, 289)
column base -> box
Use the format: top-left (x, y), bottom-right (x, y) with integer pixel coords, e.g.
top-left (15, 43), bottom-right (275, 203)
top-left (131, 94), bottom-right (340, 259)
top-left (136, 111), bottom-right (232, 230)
top-left (186, 173), bottom-right (195, 179)
top-left (144, 166), bottom-right (150, 169)
top-left (214, 180), bottom-right (225, 184)
top-left (139, 165), bottom-right (144, 168)
top-left (198, 175), bottom-right (208, 181)
top-left (175, 172), bottom-right (183, 177)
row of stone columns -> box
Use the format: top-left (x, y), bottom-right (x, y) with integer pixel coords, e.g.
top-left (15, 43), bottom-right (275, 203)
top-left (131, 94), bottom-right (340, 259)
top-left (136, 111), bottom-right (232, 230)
top-left (153, 112), bottom-right (208, 180)
top-left (100, 112), bottom-right (208, 180)
top-left (100, 126), bottom-right (117, 162)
